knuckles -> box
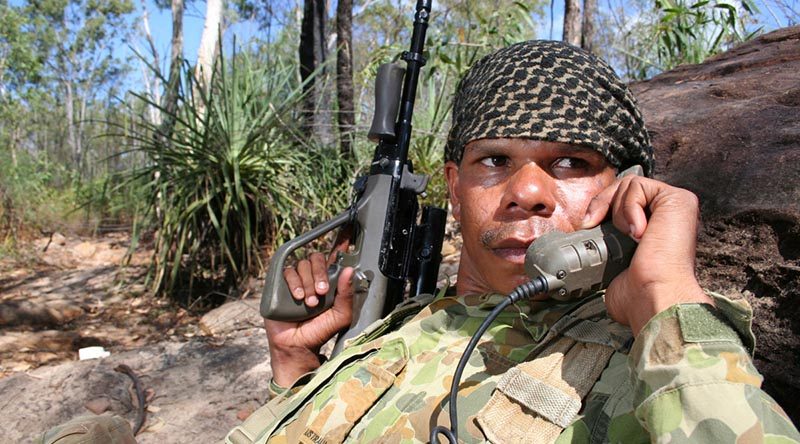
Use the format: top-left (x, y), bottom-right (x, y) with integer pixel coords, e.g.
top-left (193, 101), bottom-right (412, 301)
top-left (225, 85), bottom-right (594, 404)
top-left (620, 176), bottom-right (700, 211)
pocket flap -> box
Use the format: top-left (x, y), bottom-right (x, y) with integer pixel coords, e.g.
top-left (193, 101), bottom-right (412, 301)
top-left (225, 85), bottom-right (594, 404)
top-left (263, 338), bottom-right (408, 444)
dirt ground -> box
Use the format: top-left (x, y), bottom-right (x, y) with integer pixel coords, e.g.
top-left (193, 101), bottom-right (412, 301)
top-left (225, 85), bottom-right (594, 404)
top-left (0, 230), bottom-right (461, 380)
top-left (0, 233), bottom-right (201, 378)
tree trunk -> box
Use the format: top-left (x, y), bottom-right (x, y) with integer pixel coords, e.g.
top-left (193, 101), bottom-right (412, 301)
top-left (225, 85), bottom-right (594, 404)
top-left (78, 91), bottom-right (87, 175)
top-left (336, 0), bottom-right (354, 158)
top-left (159, 0), bottom-right (184, 141)
top-left (563, 0), bottom-right (582, 47)
top-left (582, 0), bottom-right (597, 54)
top-left (195, 0), bottom-right (223, 93)
top-left (299, 0), bottom-right (333, 146)
top-left (10, 126), bottom-right (19, 169)
top-left (64, 80), bottom-right (81, 172)
top-left (139, 0), bottom-right (162, 125)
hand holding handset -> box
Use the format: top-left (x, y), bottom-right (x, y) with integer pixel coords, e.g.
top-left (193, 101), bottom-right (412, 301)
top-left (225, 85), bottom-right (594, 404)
top-left (524, 165), bottom-right (643, 300)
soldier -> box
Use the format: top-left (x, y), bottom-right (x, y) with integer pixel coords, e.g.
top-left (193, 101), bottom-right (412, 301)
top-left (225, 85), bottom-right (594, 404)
top-left (232, 40), bottom-right (800, 444)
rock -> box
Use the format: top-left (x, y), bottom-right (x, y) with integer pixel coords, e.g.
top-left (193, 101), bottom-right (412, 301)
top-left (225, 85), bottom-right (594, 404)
top-left (52, 232), bottom-right (67, 246)
top-left (0, 330), bottom-right (80, 354)
top-left (0, 300), bottom-right (84, 327)
top-left (631, 25), bottom-right (800, 423)
top-left (237, 407), bottom-right (253, 421)
top-left (199, 299), bottom-right (262, 337)
top-left (440, 240), bottom-right (457, 256)
top-left (73, 241), bottom-right (97, 259)
top-left (0, 334), bottom-right (272, 444)
top-left (84, 397), bottom-right (112, 414)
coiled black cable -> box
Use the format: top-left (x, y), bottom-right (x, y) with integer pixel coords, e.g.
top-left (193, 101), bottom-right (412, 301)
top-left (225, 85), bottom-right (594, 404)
top-left (430, 277), bottom-right (550, 444)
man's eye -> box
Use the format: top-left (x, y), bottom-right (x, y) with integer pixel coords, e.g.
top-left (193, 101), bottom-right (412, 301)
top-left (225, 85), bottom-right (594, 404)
top-left (479, 156), bottom-right (509, 167)
top-left (552, 157), bottom-right (589, 170)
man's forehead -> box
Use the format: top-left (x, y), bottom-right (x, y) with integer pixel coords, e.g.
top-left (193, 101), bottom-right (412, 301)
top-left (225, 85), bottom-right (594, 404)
top-left (465, 138), bottom-right (604, 155)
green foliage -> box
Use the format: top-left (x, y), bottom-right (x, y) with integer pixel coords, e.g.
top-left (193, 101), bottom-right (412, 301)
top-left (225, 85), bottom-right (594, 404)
top-left (598, 0), bottom-right (759, 80)
top-left (0, 150), bottom-right (77, 244)
top-left (3, 0), bottom-right (135, 177)
top-left (0, 2), bottom-right (43, 91)
top-left (120, 49), bottom-right (350, 302)
top-left (652, 0), bottom-right (759, 69)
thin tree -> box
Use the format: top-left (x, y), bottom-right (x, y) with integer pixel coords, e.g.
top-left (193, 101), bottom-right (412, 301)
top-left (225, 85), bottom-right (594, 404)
top-left (299, 0), bottom-right (333, 146)
top-left (336, 0), bottom-right (354, 158)
top-left (582, 0), bottom-right (597, 53)
top-left (195, 0), bottom-right (223, 93)
top-left (563, 0), bottom-right (582, 46)
top-left (138, 0), bottom-right (162, 125)
top-left (159, 0), bottom-right (184, 141)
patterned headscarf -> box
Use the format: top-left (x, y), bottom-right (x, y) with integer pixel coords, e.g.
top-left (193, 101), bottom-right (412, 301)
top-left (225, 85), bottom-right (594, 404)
top-left (445, 40), bottom-right (654, 177)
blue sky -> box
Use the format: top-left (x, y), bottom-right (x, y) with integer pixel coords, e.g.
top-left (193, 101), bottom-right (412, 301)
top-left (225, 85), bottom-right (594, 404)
top-left (140, 0), bottom-right (260, 68)
top-left (139, 0), bottom-right (566, 67)
top-left (140, 0), bottom-right (795, 67)
top-left (11, 0), bottom-right (788, 89)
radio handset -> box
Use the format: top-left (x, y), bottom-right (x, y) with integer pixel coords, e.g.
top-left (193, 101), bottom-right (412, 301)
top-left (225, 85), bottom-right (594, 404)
top-left (523, 164), bottom-right (643, 301)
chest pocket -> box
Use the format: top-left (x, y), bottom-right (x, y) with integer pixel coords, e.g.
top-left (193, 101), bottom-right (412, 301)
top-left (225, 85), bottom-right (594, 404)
top-left (476, 298), bottom-right (632, 444)
top-left (260, 338), bottom-right (408, 444)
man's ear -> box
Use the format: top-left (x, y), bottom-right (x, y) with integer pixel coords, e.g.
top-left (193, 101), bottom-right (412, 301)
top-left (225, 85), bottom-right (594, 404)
top-left (444, 161), bottom-right (461, 222)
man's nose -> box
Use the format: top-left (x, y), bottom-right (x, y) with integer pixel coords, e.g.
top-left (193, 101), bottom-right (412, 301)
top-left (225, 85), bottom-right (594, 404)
top-left (501, 162), bottom-right (556, 215)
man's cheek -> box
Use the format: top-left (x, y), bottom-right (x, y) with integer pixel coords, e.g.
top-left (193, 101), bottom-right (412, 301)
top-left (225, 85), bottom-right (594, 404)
top-left (557, 184), bottom-right (598, 228)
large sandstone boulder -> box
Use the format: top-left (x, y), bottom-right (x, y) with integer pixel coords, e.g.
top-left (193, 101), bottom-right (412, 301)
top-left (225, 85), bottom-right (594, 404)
top-left (630, 26), bottom-right (800, 423)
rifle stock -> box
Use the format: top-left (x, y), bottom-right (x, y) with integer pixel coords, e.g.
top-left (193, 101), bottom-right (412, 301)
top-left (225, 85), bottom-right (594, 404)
top-left (261, 0), bottom-right (443, 356)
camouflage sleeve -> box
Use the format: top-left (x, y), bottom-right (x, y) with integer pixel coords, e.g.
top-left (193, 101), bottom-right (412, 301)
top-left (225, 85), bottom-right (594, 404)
top-left (629, 294), bottom-right (800, 442)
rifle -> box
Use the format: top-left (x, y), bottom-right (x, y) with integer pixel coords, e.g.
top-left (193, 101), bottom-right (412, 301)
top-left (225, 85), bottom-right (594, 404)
top-left (261, 0), bottom-right (445, 355)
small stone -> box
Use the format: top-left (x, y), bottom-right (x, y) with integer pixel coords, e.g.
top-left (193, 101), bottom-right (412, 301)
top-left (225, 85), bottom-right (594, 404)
top-left (52, 233), bottom-right (67, 246)
top-left (84, 397), bottom-right (111, 414)
top-left (440, 240), bottom-right (457, 256)
top-left (74, 242), bottom-right (97, 259)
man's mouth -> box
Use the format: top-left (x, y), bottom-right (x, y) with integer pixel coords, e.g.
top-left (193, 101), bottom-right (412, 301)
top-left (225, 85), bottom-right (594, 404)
top-left (490, 239), bottom-right (533, 264)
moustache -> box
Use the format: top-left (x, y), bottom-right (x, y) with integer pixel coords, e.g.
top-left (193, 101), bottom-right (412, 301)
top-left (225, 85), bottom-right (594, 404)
top-left (478, 219), bottom-right (561, 248)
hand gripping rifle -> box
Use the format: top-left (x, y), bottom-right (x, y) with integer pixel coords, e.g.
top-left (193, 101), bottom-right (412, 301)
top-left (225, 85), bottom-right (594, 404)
top-left (261, 0), bottom-right (445, 356)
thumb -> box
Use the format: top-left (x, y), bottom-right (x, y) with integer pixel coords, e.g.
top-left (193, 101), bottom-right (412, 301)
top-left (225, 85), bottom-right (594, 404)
top-left (603, 269), bottom-right (632, 328)
top-left (330, 266), bottom-right (355, 321)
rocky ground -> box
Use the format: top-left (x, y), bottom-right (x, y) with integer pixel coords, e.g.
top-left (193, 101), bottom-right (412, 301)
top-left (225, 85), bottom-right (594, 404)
top-left (0, 232), bottom-right (462, 443)
top-left (0, 233), bottom-right (199, 378)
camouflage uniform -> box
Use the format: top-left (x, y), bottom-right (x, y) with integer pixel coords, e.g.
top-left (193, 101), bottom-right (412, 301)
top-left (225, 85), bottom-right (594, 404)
top-left (227, 291), bottom-right (800, 443)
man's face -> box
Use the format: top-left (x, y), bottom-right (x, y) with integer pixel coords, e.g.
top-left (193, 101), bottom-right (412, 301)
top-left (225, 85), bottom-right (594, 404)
top-left (445, 138), bottom-right (617, 295)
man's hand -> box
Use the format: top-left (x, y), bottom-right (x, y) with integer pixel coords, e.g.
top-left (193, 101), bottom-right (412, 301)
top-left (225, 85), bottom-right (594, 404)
top-left (264, 236), bottom-right (355, 387)
top-left (582, 175), bottom-right (713, 336)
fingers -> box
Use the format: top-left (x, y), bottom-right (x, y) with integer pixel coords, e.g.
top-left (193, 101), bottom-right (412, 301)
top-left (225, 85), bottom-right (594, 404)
top-left (283, 252), bottom-right (332, 307)
top-left (310, 253), bottom-right (329, 294)
top-left (283, 267), bottom-right (305, 301)
top-left (582, 176), bottom-right (651, 239)
top-left (609, 178), bottom-right (649, 240)
top-left (581, 180), bottom-right (620, 229)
